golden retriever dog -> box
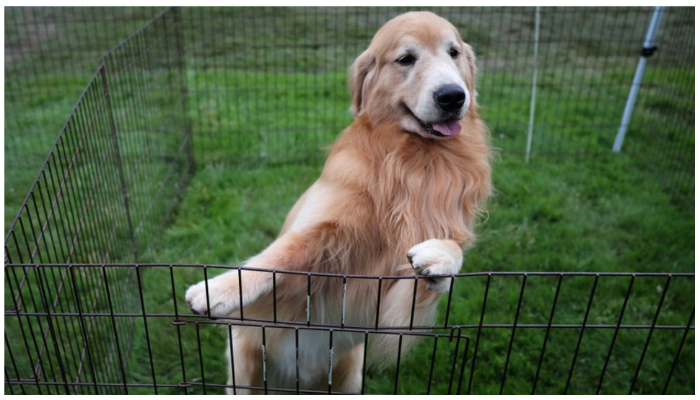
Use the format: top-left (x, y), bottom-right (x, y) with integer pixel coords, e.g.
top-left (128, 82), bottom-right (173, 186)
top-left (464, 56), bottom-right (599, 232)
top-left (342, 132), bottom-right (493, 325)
top-left (185, 11), bottom-right (492, 394)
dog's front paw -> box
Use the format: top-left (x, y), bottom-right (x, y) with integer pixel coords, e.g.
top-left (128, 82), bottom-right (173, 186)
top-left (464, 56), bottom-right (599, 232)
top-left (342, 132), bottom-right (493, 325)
top-left (185, 275), bottom-right (241, 317)
top-left (407, 239), bottom-right (463, 292)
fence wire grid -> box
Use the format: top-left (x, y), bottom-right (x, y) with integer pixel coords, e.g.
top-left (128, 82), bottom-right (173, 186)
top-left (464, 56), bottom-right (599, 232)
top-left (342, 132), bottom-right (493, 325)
top-left (4, 6), bottom-right (695, 395)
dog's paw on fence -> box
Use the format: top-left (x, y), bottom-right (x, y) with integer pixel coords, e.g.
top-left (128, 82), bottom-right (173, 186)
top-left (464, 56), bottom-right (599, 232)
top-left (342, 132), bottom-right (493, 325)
top-left (407, 238), bottom-right (463, 292)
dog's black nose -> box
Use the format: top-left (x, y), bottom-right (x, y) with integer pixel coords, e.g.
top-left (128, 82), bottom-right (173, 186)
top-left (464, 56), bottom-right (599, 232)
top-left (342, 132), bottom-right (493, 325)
top-left (434, 85), bottom-right (466, 111)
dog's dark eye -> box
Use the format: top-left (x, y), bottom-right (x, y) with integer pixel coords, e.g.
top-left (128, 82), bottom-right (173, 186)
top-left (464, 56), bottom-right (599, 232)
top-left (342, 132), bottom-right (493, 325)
top-left (396, 54), bottom-right (416, 66)
top-left (449, 48), bottom-right (460, 59)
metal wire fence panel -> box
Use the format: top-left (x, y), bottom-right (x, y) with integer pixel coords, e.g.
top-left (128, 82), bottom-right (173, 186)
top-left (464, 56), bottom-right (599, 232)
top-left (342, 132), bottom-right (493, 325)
top-left (3, 70), bottom-right (140, 395)
top-left (4, 7), bottom-right (160, 140)
top-left (4, 8), bottom-right (191, 267)
top-left (3, 6), bottom-right (695, 395)
top-left (174, 7), bottom-right (693, 204)
top-left (176, 7), bottom-right (682, 157)
top-left (4, 68), bottom-right (132, 266)
top-left (5, 6), bottom-right (163, 232)
top-left (4, 8), bottom-right (193, 394)
top-left (528, 7), bottom-right (650, 157)
top-left (100, 8), bottom-right (194, 260)
top-left (4, 265), bottom-right (695, 394)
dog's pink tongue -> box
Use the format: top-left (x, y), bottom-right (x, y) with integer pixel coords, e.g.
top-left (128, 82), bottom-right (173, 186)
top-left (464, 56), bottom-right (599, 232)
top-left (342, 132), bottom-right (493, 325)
top-left (432, 120), bottom-right (462, 137)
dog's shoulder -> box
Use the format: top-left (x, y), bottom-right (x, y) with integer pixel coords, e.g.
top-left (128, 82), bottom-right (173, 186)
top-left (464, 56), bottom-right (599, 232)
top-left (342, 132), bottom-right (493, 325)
top-left (321, 120), bottom-right (379, 187)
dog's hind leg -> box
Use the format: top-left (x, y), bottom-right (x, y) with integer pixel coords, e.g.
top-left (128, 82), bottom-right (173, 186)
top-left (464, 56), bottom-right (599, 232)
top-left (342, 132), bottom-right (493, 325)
top-left (331, 343), bottom-right (365, 394)
top-left (367, 239), bottom-right (463, 370)
top-left (226, 328), bottom-right (263, 395)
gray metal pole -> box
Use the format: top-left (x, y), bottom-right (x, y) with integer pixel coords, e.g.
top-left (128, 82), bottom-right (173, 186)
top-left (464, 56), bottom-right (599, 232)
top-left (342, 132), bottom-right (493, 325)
top-left (612, 6), bottom-right (665, 153)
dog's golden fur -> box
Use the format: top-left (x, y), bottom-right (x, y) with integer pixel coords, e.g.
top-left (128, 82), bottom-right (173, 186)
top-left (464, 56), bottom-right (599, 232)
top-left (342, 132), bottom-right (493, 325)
top-left (186, 11), bottom-right (492, 394)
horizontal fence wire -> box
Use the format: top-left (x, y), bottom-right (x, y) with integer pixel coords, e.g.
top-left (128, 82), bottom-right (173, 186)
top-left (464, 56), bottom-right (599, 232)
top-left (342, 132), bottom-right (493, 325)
top-left (4, 6), bottom-right (695, 395)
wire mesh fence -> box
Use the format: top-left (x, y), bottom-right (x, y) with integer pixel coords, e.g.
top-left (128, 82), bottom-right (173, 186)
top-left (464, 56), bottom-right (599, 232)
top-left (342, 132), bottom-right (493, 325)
top-left (621, 7), bottom-right (694, 204)
top-left (4, 7), bottom-right (165, 234)
top-left (176, 7), bottom-right (694, 203)
top-left (4, 264), bottom-right (695, 394)
top-left (4, 6), bottom-right (695, 395)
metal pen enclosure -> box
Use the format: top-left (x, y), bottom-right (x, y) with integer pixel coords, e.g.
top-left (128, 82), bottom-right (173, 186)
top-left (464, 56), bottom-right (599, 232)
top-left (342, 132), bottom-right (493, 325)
top-left (4, 7), bottom-right (695, 395)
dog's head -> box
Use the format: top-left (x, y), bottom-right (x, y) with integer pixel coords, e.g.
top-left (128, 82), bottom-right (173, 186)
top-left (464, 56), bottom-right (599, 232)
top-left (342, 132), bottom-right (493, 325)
top-left (350, 12), bottom-right (478, 139)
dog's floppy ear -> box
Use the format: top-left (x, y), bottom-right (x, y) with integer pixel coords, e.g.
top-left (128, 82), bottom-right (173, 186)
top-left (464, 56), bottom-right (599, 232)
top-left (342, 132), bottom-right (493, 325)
top-left (461, 42), bottom-right (478, 109)
top-left (349, 50), bottom-right (377, 117)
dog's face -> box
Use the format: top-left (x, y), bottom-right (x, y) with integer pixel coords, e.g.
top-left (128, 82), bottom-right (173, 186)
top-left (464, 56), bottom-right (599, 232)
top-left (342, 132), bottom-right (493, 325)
top-left (350, 12), bottom-right (478, 139)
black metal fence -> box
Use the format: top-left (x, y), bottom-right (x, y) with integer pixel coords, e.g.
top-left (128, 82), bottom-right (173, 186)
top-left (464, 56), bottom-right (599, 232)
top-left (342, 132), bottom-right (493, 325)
top-left (4, 262), bottom-right (695, 394)
top-left (4, 7), bottom-right (695, 395)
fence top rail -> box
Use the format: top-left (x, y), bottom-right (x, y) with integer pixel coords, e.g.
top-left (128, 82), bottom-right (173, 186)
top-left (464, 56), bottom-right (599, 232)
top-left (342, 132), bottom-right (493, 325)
top-left (3, 263), bottom-right (694, 279)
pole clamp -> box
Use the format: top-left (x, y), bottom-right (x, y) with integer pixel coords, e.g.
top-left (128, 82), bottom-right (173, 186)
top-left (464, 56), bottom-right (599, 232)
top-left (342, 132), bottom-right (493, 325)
top-left (641, 45), bottom-right (658, 58)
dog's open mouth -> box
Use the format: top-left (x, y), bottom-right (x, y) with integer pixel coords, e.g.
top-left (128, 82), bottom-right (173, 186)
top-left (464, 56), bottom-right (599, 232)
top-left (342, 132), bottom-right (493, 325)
top-left (428, 119), bottom-right (462, 137)
top-left (404, 105), bottom-right (462, 137)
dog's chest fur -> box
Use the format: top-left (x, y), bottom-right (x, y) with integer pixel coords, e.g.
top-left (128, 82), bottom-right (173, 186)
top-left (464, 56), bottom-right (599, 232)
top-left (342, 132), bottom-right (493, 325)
top-left (372, 135), bottom-right (486, 251)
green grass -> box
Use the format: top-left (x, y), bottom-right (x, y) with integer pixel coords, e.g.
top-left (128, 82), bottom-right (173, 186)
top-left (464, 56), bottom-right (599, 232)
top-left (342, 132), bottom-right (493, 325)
top-left (5, 7), bottom-right (694, 396)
